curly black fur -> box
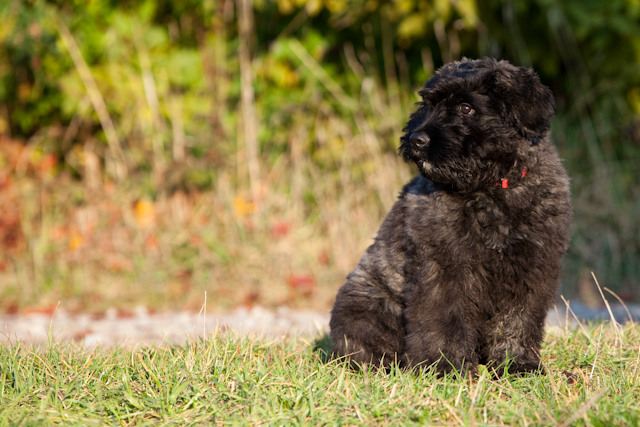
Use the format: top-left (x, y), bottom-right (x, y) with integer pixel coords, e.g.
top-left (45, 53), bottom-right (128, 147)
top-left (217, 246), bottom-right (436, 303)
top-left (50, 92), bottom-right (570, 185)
top-left (329, 58), bottom-right (572, 376)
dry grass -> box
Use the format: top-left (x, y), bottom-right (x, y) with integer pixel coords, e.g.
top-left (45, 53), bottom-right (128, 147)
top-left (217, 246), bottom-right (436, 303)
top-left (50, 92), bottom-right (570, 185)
top-left (0, 115), bottom-right (413, 314)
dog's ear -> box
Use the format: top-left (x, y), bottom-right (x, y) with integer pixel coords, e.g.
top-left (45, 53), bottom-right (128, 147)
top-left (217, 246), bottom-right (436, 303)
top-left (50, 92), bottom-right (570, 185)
top-left (487, 63), bottom-right (556, 144)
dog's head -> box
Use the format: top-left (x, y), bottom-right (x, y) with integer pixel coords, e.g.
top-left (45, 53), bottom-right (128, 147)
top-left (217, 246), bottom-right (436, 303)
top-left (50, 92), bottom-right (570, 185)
top-left (399, 57), bottom-right (555, 191)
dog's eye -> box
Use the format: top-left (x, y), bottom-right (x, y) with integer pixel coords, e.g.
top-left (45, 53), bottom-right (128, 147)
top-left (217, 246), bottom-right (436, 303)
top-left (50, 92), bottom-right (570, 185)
top-left (459, 104), bottom-right (475, 115)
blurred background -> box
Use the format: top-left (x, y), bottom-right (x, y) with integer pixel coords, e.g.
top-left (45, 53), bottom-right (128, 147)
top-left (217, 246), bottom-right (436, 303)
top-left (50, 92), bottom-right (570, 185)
top-left (0, 0), bottom-right (638, 315)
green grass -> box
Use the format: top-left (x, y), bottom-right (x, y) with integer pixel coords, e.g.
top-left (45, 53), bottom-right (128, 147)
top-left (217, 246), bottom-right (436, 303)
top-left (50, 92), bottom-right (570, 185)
top-left (1, 321), bottom-right (639, 425)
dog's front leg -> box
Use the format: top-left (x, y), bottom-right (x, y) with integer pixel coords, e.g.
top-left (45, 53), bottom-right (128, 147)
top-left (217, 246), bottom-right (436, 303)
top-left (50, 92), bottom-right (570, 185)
top-left (482, 293), bottom-right (549, 376)
top-left (403, 274), bottom-right (480, 376)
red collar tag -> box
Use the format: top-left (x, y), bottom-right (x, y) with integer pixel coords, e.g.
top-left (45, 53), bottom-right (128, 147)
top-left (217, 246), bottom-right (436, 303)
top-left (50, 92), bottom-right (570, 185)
top-left (496, 169), bottom-right (528, 189)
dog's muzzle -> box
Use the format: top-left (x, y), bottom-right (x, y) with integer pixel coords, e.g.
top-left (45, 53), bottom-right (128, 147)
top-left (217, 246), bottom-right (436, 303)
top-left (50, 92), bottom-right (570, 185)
top-left (410, 132), bottom-right (430, 149)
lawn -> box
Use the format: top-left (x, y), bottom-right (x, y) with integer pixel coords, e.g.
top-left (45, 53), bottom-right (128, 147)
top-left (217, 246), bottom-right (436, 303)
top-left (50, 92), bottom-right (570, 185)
top-left (1, 320), bottom-right (638, 426)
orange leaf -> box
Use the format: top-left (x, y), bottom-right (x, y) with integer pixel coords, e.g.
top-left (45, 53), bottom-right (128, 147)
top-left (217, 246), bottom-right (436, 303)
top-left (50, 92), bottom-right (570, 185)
top-left (287, 274), bottom-right (316, 291)
top-left (233, 195), bottom-right (254, 219)
top-left (68, 234), bottom-right (83, 251)
top-left (145, 234), bottom-right (158, 249)
top-left (134, 199), bottom-right (156, 228)
top-left (23, 304), bottom-right (57, 315)
top-left (318, 249), bottom-right (330, 265)
top-left (189, 235), bottom-right (203, 246)
top-left (287, 274), bottom-right (316, 299)
top-left (38, 153), bottom-right (57, 175)
top-left (50, 226), bottom-right (68, 242)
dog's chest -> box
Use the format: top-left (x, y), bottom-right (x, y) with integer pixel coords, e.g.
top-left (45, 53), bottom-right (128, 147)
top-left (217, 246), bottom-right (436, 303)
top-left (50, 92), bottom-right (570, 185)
top-left (404, 185), bottom-right (540, 267)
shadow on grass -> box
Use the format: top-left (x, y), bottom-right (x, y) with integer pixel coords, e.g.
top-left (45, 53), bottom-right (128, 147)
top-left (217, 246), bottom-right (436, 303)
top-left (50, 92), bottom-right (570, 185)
top-left (312, 332), bottom-right (334, 364)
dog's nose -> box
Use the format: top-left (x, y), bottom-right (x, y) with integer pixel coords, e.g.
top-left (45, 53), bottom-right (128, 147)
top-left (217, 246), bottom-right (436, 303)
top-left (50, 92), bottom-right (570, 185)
top-left (410, 132), bottom-right (430, 148)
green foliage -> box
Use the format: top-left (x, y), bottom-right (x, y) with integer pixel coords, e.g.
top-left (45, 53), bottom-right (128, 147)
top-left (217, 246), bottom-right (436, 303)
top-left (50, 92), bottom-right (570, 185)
top-left (0, 0), bottom-right (637, 152)
top-left (0, 1), bottom-right (64, 134)
top-left (2, 0), bottom-right (639, 139)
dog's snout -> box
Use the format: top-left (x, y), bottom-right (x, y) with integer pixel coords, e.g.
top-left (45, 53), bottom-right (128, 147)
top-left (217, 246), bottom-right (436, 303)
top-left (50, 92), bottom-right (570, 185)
top-left (410, 132), bottom-right (430, 148)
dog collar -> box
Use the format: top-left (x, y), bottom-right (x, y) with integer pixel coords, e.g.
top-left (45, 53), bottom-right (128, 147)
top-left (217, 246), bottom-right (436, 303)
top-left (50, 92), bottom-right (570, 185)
top-left (496, 169), bottom-right (528, 189)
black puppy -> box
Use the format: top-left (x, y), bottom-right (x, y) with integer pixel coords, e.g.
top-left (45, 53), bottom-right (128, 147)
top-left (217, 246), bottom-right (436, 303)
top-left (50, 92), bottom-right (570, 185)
top-left (329, 58), bottom-right (572, 376)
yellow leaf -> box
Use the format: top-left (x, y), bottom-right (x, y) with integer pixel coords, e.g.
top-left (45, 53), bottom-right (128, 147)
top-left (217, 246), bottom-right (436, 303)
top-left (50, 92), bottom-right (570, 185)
top-left (434, 0), bottom-right (452, 20)
top-left (277, 0), bottom-right (295, 14)
top-left (272, 61), bottom-right (300, 87)
top-left (394, 0), bottom-right (414, 15)
top-left (398, 14), bottom-right (428, 39)
top-left (306, 0), bottom-right (323, 16)
top-left (325, 0), bottom-right (346, 13)
top-left (629, 87), bottom-right (640, 115)
top-left (453, 0), bottom-right (479, 27)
